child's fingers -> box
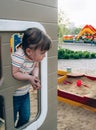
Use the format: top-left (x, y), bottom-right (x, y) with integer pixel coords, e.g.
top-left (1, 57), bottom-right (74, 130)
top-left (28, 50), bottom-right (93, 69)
top-left (32, 81), bottom-right (41, 90)
top-left (35, 78), bottom-right (40, 83)
top-left (33, 85), bottom-right (41, 90)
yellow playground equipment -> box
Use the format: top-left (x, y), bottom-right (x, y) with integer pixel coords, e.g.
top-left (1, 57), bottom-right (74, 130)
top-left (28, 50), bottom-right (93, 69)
top-left (57, 70), bottom-right (67, 83)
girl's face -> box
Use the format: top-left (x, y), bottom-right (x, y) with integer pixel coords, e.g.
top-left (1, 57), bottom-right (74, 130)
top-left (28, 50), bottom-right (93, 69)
top-left (26, 48), bottom-right (46, 62)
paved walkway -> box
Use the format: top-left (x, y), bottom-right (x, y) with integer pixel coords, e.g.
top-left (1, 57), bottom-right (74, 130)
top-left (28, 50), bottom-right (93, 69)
top-left (61, 42), bottom-right (96, 52)
top-left (58, 43), bottom-right (96, 77)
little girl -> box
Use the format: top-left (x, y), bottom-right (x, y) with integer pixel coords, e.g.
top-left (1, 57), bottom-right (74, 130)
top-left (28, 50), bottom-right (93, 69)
top-left (11, 28), bottom-right (52, 128)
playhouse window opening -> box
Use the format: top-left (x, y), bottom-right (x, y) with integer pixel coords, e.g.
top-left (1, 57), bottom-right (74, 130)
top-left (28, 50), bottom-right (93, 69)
top-left (10, 33), bottom-right (40, 128)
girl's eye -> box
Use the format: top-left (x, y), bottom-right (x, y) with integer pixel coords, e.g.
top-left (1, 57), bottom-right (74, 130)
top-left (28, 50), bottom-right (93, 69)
top-left (41, 52), bottom-right (45, 54)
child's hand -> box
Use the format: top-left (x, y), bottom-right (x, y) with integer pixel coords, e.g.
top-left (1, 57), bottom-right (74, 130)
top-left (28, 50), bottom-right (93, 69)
top-left (29, 76), bottom-right (41, 90)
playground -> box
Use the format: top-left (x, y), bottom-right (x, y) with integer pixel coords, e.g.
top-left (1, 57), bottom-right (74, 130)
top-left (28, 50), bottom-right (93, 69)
top-left (63, 24), bottom-right (96, 44)
top-left (57, 43), bottom-right (96, 130)
top-left (57, 59), bottom-right (96, 130)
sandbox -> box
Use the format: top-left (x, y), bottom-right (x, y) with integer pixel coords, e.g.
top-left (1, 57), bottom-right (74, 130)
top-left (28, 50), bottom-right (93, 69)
top-left (57, 70), bottom-right (96, 112)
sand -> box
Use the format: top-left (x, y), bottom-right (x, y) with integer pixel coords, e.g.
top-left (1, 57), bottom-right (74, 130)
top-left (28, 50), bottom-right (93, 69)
top-left (57, 101), bottom-right (96, 130)
top-left (58, 76), bottom-right (96, 98)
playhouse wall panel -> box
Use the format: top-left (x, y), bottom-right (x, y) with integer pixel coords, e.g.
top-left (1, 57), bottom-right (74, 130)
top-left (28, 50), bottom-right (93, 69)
top-left (48, 56), bottom-right (57, 74)
top-left (48, 41), bottom-right (58, 57)
top-left (20, 0), bottom-right (57, 7)
top-left (0, 87), bottom-right (13, 109)
top-left (0, 0), bottom-right (57, 23)
top-left (5, 108), bottom-right (14, 130)
top-left (0, 0), bottom-right (57, 130)
top-left (42, 24), bottom-right (58, 40)
top-left (2, 44), bottom-right (11, 66)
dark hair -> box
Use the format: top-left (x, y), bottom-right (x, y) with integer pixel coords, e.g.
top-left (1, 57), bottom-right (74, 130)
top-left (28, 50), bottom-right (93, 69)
top-left (22, 28), bottom-right (52, 53)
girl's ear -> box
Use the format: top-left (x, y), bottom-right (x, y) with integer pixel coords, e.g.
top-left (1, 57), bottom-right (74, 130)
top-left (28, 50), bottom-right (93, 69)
top-left (25, 48), bottom-right (33, 56)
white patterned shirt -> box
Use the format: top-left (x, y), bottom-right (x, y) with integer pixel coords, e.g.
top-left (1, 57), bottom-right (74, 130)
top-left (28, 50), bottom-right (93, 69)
top-left (11, 48), bottom-right (35, 96)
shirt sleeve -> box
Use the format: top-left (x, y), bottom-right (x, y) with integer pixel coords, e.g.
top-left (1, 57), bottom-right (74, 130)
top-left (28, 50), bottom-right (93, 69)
top-left (11, 50), bottom-right (24, 68)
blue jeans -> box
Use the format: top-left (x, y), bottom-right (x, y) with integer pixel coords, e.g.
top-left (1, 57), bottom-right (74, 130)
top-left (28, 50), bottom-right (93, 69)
top-left (13, 93), bottom-right (30, 128)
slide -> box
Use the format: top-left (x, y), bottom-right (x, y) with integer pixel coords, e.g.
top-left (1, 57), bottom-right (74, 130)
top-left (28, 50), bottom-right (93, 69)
top-left (77, 25), bottom-right (96, 39)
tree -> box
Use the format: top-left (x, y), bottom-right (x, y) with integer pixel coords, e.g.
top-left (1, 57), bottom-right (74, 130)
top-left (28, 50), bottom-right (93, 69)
top-left (58, 9), bottom-right (82, 43)
top-left (58, 9), bottom-right (70, 43)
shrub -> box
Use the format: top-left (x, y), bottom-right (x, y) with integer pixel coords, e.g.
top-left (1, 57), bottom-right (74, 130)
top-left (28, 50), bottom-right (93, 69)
top-left (91, 53), bottom-right (96, 58)
top-left (58, 49), bottom-right (65, 59)
top-left (58, 47), bottom-right (96, 59)
top-left (78, 51), bottom-right (83, 58)
top-left (64, 53), bottom-right (70, 59)
top-left (82, 51), bottom-right (90, 58)
top-left (69, 53), bottom-right (74, 59)
top-left (73, 53), bottom-right (80, 59)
